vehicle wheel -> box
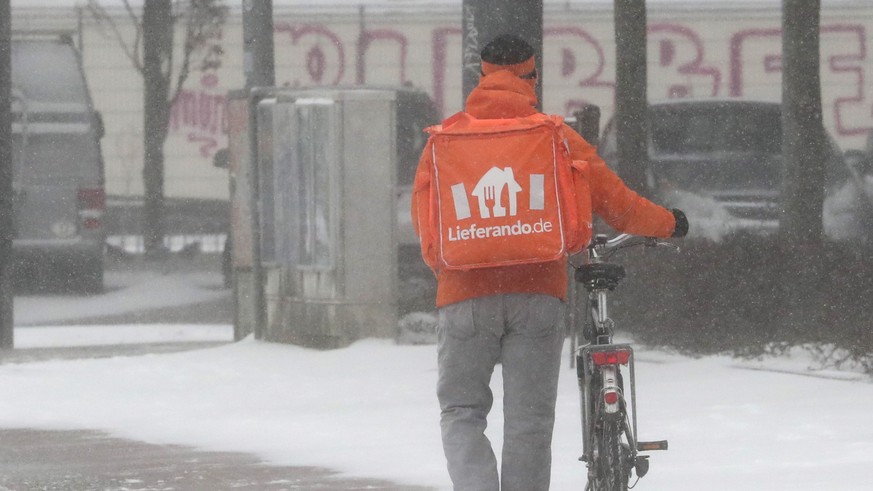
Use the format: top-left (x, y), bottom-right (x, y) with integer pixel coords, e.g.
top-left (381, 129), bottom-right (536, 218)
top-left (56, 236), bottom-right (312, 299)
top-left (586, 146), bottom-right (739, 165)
top-left (222, 235), bottom-right (232, 289)
top-left (594, 420), bottom-right (630, 491)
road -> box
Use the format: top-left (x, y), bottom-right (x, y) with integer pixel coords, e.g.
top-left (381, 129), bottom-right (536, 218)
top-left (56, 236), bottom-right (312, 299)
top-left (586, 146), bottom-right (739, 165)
top-left (1, 253), bottom-right (434, 491)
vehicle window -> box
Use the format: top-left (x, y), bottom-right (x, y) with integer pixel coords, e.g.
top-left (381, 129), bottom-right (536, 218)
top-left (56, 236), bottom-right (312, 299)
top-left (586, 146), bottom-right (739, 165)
top-left (651, 154), bottom-right (783, 190)
top-left (648, 104), bottom-right (784, 190)
top-left (13, 134), bottom-right (100, 182)
top-left (651, 105), bottom-right (781, 156)
top-left (12, 40), bottom-right (88, 104)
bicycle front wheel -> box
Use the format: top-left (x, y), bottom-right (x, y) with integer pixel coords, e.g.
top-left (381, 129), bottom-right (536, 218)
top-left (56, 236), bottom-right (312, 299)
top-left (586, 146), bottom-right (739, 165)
top-left (593, 419), bottom-right (631, 491)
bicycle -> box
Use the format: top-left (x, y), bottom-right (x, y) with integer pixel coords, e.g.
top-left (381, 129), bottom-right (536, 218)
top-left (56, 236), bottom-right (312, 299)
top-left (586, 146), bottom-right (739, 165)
top-left (570, 233), bottom-right (676, 491)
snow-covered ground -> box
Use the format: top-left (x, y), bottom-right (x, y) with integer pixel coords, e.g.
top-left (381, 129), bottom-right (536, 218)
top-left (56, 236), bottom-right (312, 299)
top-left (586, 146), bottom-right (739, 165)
top-left (13, 269), bottom-right (228, 326)
top-left (1, 328), bottom-right (871, 490)
top-left (4, 263), bottom-right (871, 490)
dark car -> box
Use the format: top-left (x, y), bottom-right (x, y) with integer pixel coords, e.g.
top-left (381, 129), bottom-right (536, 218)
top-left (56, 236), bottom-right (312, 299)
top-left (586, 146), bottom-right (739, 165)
top-left (599, 100), bottom-right (858, 240)
top-left (12, 33), bottom-right (107, 292)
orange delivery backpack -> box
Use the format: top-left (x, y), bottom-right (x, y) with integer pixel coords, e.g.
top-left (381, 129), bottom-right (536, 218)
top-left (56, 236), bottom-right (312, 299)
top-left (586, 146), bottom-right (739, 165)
top-left (420, 112), bottom-right (585, 271)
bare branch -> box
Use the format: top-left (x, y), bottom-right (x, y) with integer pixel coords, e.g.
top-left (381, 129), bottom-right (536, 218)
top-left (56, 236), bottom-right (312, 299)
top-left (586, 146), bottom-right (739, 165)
top-left (86, 0), bottom-right (143, 73)
top-left (169, 0), bottom-right (228, 106)
top-left (121, 0), bottom-right (143, 72)
top-left (169, 6), bottom-right (196, 107)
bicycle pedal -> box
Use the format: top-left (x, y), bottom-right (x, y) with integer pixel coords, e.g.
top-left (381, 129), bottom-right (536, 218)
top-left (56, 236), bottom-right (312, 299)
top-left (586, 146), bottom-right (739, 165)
top-left (637, 440), bottom-right (668, 451)
top-left (634, 456), bottom-right (650, 478)
top-left (578, 455), bottom-right (588, 462)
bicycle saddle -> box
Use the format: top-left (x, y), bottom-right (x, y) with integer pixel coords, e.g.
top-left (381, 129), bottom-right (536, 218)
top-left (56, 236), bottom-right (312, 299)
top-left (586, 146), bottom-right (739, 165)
top-left (575, 262), bottom-right (626, 291)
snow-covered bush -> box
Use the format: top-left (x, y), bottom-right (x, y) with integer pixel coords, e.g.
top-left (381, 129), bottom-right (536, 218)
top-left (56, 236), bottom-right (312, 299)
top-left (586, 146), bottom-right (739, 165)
top-left (605, 234), bottom-right (873, 372)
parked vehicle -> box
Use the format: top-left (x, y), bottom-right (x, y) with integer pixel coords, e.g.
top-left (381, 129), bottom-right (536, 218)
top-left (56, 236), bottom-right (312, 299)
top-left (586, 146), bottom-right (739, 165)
top-left (598, 100), bottom-right (857, 241)
top-left (11, 33), bottom-right (107, 293)
top-left (825, 146), bottom-right (873, 244)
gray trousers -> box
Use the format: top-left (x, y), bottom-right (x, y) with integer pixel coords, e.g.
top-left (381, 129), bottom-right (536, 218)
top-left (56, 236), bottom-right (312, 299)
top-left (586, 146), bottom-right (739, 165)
top-left (437, 293), bottom-right (565, 491)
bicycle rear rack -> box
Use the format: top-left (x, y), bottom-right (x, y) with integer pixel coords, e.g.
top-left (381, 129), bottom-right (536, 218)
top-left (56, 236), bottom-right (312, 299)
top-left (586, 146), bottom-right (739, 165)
top-left (577, 344), bottom-right (669, 465)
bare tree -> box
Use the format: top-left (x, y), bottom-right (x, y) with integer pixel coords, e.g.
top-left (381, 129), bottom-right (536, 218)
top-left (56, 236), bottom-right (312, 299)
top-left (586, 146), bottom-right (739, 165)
top-left (87, 0), bottom-right (227, 256)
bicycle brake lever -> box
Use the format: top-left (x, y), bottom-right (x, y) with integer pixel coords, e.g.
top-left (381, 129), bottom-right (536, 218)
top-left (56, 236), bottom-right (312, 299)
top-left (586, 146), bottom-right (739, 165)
top-left (644, 237), bottom-right (681, 252)
top-left (656, 240), bottom-right (681, 252)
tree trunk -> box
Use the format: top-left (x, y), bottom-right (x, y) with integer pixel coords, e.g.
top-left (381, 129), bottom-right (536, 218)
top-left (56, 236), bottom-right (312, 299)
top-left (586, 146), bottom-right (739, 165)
top-left (779, 0), bottom-right (825, 338)
top-left (142, 0), bottom-right (173, 255)
top-left (781, 0), bottom-right (826, 247)
top-left (0, 0), bottom-right (13, 348)
top-left (462, 0), bottom-right (544, 110)
top-left (614, 0), bottom-right (650, 196)
top-left (243, 0), bottom-right (275, 90)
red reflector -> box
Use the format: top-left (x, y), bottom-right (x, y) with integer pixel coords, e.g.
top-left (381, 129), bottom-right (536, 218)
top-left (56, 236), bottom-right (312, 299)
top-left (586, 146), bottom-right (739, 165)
top-left (591, 350), bottom-right (630, 366)
top-left (83, 218), bottom-right (101, 230)
top-left (604, 391), bottom-right (619, 404)
top-left (77, 188), bottom-right (106, 210)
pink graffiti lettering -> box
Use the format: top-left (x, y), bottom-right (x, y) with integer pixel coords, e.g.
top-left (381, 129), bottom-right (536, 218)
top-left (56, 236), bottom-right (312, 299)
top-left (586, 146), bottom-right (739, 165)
top-left (307, 45), bottom-right (326, 82)
top-left (258, 17), bottom-right (873, 149)
top-left (649, 24), bottom-right (721, 99)
top-left (187, 133), bottom-right (219, 158)
top-left (544, 27), bottom-right (615, 115)
top-left (822, 24), bottom-right (869, 136)
top-left (275, 23), bottom-right (346, 86)
top-left (171, 90), bottom-right (227, 135)
top-left (546, 27), bottom-right (614, 90)
top-left (357, 29), bottom-right (408, 84)
top-left (201, 73), bottom-right (219, 88)
top-left (730, 24), bottom-right (872, 138)
top-left (729, 28), bottom-right (781, 98)
top-left (170, 87), bottom-right (227, 157)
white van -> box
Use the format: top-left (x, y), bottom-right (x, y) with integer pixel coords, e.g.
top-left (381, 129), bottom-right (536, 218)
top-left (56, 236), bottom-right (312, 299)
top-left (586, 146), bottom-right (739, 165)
top-left (11, 33), bottom-right (106, 293)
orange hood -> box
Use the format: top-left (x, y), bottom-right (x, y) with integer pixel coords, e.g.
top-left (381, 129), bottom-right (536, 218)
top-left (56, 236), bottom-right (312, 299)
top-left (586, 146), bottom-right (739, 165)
top-left (464, 70), bottom-right (538, 119)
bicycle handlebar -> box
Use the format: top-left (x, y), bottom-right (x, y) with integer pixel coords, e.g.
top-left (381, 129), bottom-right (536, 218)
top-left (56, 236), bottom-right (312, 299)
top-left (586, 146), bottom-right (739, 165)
top-left (585, 233), bottom-right (680, 262)
top-left (591, 233), bottom-right (635, 250)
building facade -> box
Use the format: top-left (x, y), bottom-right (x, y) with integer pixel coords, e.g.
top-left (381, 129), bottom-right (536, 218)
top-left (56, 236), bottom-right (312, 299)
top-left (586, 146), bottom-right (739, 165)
top-left (11, 0), bottom-right (873, 201)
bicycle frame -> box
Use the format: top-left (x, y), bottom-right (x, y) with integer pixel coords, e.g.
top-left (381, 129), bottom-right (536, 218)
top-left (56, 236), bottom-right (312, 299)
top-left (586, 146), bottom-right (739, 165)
top-left (573, 234), bottom-right (670, 489)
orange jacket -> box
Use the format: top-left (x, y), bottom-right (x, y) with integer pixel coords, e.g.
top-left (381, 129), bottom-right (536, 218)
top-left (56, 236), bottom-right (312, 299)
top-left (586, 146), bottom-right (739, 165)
top-left (412, 70), bottom-right (676, 307)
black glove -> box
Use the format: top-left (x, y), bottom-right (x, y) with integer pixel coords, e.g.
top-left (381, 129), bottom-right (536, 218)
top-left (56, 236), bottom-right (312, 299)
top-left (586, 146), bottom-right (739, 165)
top-left (671, 209), bottom-right (689, 238)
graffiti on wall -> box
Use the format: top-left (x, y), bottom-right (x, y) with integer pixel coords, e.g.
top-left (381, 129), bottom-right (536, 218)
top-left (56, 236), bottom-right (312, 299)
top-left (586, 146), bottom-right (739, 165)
top-left (169, 27), bottom-right (228, 160)
top-left (168, 19), bottom-right (873, 163)
top-left (170, 72), bottom-right (228, 158)
top-left (728, 24), bottom-right (871, 137)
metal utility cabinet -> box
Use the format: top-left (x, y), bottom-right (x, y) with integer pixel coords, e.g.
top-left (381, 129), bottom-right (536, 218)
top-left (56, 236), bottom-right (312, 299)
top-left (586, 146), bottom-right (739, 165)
top-left (228, 87), bottom-right (438, 348)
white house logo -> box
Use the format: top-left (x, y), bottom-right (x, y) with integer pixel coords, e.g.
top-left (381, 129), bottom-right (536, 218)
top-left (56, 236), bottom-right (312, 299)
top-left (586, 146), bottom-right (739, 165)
top-left (446, 166), bottom-right (554, 242)
top-left (473, 167), bottom-right (522, 218)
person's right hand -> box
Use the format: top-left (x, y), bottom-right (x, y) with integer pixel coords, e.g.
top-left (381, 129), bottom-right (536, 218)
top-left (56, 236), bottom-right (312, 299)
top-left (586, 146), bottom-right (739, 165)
top-left (671, 209), bottom-right (689, 238)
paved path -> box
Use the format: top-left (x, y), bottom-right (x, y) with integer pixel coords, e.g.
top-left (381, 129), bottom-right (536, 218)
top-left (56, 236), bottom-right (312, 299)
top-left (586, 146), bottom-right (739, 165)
top-left (0, 346), bottom-right (436, 491)
top-left (3, 255), bottom-right (436, 490)
top-left (0, 429), bottom-right (434, 491)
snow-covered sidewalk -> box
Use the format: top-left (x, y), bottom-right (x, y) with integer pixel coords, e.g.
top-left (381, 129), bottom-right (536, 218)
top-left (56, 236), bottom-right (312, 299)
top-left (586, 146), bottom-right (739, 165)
top-left (1, 331), bottom-right (871, 491)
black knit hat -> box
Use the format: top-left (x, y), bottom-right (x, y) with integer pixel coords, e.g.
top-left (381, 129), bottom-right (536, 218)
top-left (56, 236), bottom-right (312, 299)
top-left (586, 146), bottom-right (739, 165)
top-left (479, 34), bottom-right (536, 79)
top-left (480, 34), bottom-right (534, 65)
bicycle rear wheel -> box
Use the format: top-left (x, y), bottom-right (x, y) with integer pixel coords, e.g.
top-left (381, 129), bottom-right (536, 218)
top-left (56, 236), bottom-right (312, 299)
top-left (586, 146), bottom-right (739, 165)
top-left (591, 419), bottom-right (630, 491)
